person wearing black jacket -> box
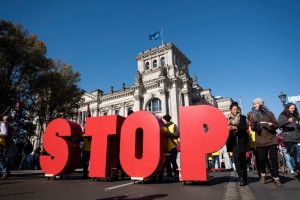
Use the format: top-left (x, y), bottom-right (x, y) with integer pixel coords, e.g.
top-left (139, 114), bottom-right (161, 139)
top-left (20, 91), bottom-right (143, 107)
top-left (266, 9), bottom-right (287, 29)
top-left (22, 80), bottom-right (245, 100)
top-left (18, 137), bottom-right (33, 170)
top-left (227, 102), bottom-right (249, 186)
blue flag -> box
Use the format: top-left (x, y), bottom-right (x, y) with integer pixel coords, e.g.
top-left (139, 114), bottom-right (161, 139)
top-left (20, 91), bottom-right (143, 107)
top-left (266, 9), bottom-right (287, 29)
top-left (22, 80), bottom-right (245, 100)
top-left (149, 30), bottom-right (162, 40)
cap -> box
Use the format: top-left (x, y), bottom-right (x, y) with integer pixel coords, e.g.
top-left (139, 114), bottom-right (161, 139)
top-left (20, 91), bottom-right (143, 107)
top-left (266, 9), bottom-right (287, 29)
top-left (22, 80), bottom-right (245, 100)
top-left (163, 114), bottom-right (171, 122)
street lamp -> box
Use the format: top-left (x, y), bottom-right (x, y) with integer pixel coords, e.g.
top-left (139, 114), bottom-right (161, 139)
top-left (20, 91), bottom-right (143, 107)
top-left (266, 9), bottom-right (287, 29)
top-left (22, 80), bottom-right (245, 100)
top-left (278, 92), bottom-right (287, 106)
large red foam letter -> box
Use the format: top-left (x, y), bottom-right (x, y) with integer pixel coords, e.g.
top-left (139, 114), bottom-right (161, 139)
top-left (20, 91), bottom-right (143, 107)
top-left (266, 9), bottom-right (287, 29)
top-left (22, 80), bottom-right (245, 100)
top-left (120, 111), bottom-right (168, 180)
top-left (40, 119), bottom-right (82, 175)
top-left (85, 115), bottom-right (125, 178)
top-left (180, 105), bottom-right (229, 181)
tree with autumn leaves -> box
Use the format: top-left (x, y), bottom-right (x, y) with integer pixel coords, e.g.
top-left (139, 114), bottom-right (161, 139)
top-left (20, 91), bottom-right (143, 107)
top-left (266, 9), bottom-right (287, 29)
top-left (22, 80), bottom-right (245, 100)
top-left (0, 19), bottom-right (84, 136)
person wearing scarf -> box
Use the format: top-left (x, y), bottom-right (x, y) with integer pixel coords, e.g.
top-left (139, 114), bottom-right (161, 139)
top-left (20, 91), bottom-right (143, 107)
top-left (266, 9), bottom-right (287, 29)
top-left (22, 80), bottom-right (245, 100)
top-left (251, 98), bottom-right (282, 187)
top-left (278, 102), bottom-right (300, 178)
top-left (227, 102), bottom-right (249, 186)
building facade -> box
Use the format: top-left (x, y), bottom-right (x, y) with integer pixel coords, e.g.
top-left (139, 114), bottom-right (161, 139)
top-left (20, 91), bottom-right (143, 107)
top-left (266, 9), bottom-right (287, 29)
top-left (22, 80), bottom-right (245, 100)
top-left (77, 43), bottom-right (223, 126)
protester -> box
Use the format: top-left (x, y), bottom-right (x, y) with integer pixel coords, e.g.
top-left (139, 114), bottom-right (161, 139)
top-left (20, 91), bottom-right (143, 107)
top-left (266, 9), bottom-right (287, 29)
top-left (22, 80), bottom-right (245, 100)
top-left (158, 114), bottom-right (180, 182)
top-left (227, 102), bottom-right (249, 186)
top-left (211, 150), bottom-right (220, 172)
top-left (18, 137), bottom-right (33, 170)
top-left (0, 116), bottom-right (10, 179)
top-left (80, 121), bottom-right (91, 179)
top-left (34, 143), bottom-right (47, 170)
top-left (277, 131), bottom-right (294, 174)
top-left (247, 111), bottom-right (260, 176)
top-left (251, 98), bottom-right (282, 187)
top-left (219, 144), bottom-right (232, 171)
top-left (278, 102), bottom-right (300, 177)
top-left (5, 140), bottom-right (18, 170)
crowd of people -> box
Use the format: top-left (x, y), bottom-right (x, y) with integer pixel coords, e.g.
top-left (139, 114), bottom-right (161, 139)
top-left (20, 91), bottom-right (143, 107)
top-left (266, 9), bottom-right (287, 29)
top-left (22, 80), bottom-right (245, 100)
top-left (0, 98), bottom-right (299, 188)
top-left (208, 98), bottom-right (300, 188)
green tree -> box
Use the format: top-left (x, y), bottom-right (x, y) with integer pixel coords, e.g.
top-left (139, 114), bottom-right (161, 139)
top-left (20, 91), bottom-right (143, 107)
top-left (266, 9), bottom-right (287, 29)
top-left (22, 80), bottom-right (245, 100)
top-left (28, 59), bottom-right (84, 133)
top-left (0, 19), bottom-right (49, 116)
top-left (1, 19), bottom-right (84, 137)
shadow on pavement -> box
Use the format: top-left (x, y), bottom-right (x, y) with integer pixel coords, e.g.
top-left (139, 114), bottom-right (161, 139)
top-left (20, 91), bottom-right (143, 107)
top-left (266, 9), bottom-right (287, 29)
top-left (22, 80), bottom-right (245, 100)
top-left (97, 194), bottom-right (168, 200)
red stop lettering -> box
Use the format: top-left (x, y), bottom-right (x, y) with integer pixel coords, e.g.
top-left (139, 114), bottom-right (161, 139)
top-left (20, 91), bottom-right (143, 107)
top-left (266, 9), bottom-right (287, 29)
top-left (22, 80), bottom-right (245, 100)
top-left (85, 115), bottom-right (125, 178)
top-left (120, 111), bottom-right (168, 179)
top-left (179, 105), bottom-right (229, 181)
top-left (40, 119), bottom-right (82, 175)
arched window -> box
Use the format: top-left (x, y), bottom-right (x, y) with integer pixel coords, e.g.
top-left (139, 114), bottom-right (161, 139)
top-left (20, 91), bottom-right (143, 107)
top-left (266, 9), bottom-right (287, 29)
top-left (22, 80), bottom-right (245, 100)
top-left (160, 57), bottom-right (165, 66)
top-left (147, 98), bottom-right (161, 113)
top-left (153, 59), bottom-right (157, 68)
top-left (145, 62), bottom-right (150, 70)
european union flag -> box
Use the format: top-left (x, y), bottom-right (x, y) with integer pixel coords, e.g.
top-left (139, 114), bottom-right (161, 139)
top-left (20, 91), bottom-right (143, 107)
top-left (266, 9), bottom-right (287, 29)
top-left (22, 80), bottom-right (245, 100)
top-left (149, 30), bottom-right (162, 40)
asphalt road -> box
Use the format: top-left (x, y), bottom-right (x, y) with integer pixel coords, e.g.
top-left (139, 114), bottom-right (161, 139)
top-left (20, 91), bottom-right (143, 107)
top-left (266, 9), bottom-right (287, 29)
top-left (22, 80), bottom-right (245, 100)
top-left (0, 171), bottom-right (299, 200)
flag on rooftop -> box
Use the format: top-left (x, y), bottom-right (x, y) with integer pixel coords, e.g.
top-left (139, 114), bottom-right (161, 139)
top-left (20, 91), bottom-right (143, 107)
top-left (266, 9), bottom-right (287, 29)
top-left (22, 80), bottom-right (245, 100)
top-left (149, 30), bottom-right (162, 40)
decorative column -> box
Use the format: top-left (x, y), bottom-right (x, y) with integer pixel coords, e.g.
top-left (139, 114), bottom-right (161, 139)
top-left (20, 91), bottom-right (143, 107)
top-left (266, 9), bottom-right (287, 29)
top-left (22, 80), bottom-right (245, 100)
top-left (159, 88), bottom-right (167, 115)
top-left (169, 79), bottom-right (179, 125)
top-left (120, 102), bottom-right (125, 116)
top-left (182, 90), bottom-right (190, 106)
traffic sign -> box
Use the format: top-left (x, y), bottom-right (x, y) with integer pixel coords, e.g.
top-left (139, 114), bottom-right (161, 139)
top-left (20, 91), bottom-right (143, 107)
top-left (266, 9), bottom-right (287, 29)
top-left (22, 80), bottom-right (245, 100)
top-left (288, 96), bottom-right (300, 102)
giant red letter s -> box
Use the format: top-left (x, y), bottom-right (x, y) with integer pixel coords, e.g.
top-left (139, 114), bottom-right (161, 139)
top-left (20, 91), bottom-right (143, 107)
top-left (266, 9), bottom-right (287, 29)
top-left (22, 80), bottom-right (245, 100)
top-left (180, 105), bottom-right (229, 181)
top-left (40, 119), bottom-right (82, 175)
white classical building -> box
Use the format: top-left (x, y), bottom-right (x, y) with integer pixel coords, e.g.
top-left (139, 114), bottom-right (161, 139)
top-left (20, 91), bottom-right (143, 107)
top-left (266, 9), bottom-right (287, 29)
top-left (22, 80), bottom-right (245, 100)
top-left (76, 43), bottom-right (228, 126)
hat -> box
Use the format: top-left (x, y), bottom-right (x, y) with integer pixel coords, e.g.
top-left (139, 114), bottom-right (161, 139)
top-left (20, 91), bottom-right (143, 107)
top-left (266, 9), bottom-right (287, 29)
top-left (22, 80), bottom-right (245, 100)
top-left (252, 98), bottom-right (264, 106)
top-left (163, 114), bottom-right (171, 122)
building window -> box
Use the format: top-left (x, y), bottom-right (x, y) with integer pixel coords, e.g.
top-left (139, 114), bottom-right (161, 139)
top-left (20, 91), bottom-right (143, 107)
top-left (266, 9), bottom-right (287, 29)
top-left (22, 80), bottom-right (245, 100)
top-left (103, 112), bottom-right (107, 116)
top-left (147, 98), bottom-right (161, 113)
top-left (83, 111), bottom-right (86, 123)
top-left (160, 57), bottom-right (165, 66)
top-left (145, 62), bottom-right (149, 70)
top-left (127, 107), bottom-right (133, 116)
top-left (153, 59), bottom-right (157, 68)
top-left (79, 112), bottom-right (82, 125)
top-left (115, 110), bottom-right (119, 115)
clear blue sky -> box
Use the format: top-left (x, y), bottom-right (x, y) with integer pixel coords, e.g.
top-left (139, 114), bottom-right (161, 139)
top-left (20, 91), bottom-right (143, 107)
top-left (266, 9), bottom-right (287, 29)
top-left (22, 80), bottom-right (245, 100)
top-left (1, 0), bottom-right (300, 118)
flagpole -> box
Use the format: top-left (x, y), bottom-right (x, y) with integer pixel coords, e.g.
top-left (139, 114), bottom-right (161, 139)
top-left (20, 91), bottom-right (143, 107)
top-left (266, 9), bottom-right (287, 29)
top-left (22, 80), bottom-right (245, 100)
top-left (161, 29), bottom-right (163, 45)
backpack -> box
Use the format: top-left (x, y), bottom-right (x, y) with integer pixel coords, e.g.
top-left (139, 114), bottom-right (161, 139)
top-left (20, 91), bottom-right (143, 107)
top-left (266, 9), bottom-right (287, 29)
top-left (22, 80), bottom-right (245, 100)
top-left (166, 122), bottom-right (180, 152)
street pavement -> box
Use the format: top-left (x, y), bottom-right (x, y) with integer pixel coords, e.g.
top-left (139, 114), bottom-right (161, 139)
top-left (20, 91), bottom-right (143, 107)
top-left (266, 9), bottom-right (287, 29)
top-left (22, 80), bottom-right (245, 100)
top-left (0, 170), bottom-right (299, 200)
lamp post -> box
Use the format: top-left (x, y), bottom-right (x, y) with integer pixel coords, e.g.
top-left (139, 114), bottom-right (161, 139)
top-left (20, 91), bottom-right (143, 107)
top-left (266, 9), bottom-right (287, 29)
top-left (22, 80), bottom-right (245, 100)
top-left (278, 92), bottom-right (287, 106)
top-left (238, 96), bottom-right (243, 114)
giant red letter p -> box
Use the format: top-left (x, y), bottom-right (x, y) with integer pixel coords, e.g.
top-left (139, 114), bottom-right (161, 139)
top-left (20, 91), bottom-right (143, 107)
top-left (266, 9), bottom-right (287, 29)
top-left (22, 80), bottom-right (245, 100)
top-left (180, 105), bottom-right (229, 181)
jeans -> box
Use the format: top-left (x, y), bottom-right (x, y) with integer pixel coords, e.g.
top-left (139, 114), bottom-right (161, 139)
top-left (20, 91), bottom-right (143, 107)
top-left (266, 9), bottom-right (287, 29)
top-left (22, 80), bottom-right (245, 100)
top-left (0, 145), bottom-right (9, 177)
top-left (285, 142), bottom-right (300, 172)
top-left (281, 147), bottom-right (294, 173)
top-left (212, 155), bottom-right (220, 169)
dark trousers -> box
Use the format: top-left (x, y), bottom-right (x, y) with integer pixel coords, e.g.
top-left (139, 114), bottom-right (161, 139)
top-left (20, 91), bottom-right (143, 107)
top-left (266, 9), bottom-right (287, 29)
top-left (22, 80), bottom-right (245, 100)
top-left (256, 144), bottom-right (279, 178)
top-left (166, 147), bottom-right (179, 178)
top-left (233, 146), bottom-right (247, 182)
top-left (158, 147), bottom-right (178, 180)
top-left (285, 141), bottom-right (300, 172)
top-left (82, 151), bottom-right (90, 177)
top-left (0, 145), bottom-right (8, 176)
